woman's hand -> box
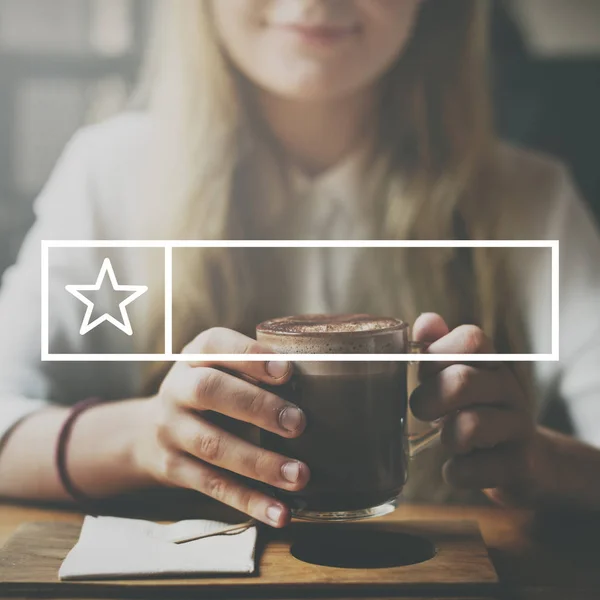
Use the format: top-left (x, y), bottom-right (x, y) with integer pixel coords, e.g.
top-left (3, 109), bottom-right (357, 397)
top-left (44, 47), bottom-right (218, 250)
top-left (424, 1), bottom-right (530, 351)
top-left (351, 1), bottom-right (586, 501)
top-left (130, 328), bottom-right (309, 528)
top-left (410, 313), bottom-right (547, 507)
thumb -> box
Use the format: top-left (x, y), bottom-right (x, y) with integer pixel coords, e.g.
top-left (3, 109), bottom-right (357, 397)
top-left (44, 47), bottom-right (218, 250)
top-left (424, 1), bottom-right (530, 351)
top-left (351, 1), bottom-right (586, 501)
top-left (412, 313), bottom-right (450, 344)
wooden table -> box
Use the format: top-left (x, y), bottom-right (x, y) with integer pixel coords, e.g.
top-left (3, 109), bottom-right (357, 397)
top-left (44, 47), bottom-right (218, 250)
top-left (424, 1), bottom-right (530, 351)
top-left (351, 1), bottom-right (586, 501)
top-left (1, 501), bottom-right (599, 599)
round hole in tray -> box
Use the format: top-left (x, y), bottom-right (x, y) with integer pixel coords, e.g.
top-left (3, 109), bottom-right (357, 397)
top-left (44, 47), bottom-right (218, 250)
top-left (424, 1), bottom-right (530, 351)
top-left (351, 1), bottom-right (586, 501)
top-left (290, 528), bottom-right (436, 569)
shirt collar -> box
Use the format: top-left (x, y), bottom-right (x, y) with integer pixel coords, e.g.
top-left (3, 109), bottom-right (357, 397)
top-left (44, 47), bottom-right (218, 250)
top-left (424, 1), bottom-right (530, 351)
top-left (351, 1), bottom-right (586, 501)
top-left (288, 146), bottom-right (370, 206)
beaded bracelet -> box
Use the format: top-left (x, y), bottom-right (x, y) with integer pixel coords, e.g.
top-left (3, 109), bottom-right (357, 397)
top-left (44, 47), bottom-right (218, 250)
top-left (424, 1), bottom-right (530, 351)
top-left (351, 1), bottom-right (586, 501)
top-left (55, 398), bottom-right (103, 514)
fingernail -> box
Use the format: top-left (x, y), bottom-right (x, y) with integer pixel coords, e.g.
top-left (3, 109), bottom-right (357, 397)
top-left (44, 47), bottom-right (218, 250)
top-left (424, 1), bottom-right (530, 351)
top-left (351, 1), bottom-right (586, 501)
top-left (280, 407), bottom-right (305, 433)
top-left (266, 361), bottom-right (290, 380)
top-left (266, 504), bottom-right (283, 526)
top-left (282, 461), bottom-right (301, 483)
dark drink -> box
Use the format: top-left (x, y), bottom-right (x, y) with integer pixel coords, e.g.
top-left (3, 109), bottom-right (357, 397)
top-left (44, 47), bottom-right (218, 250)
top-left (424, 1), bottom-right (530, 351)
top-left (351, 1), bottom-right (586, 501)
top-left (257, 314), bottom-right (411, 521)
top-left (262, 369), bottom-right (408, 512)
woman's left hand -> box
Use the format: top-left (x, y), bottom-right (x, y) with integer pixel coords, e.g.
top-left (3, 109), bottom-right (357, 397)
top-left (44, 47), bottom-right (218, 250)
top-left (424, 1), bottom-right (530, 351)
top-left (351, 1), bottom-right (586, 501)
top-left (410, 313), bottom-right (543, 507)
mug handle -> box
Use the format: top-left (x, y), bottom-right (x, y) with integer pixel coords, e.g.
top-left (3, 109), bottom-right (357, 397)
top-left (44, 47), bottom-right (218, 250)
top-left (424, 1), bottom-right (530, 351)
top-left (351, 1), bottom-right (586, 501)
top-left (406, 341), bottom-right (442, 458)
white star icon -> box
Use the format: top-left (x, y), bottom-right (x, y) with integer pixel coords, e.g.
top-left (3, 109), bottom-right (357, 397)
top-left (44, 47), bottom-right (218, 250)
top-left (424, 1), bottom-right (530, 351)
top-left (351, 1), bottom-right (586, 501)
top-left (65, 258), bottom-right (148, 336)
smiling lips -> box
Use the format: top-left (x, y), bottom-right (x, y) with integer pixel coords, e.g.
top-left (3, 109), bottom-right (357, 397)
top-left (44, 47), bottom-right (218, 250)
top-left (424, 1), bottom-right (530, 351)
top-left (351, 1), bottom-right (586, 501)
top-left (274, 22), bottom-right (360, 45)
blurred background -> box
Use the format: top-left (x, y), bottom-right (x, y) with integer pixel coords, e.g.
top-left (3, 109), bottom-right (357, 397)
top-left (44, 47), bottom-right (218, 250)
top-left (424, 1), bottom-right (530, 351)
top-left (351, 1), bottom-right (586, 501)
top-left (0, 0), bottom-right (599, 277)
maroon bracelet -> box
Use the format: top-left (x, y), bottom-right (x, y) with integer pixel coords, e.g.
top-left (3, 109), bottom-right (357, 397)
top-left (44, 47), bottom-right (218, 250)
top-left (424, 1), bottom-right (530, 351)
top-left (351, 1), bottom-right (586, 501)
top-left (55, 398), bottom-right (103, 514)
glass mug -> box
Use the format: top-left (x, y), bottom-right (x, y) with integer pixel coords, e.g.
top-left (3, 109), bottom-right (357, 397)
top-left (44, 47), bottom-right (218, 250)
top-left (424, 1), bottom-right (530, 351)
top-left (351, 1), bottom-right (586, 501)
top-left (256, 314), bottom-right (440, 522)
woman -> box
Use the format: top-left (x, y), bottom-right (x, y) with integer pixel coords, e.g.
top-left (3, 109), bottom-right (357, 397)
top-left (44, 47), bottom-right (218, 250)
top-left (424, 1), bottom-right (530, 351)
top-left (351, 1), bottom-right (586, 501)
top-left (1, 0), bottom-right (600, 528)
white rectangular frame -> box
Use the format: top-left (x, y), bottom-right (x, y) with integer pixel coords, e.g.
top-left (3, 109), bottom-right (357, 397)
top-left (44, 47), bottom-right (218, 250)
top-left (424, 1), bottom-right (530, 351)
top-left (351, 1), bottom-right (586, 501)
top-left (42, 240), bottom-right (559, 362)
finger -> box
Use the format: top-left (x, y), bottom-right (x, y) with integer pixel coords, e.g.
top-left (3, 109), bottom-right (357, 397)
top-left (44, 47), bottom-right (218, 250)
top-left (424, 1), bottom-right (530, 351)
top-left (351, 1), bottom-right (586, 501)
top-left (412, 314), bottom-right (450, 381)
top-left (160, 451), bottom-right (291, 527)
top-left (184, 327), bottom-right (292, 385)
top-left (167, 366), bottom-right (306, 437)
top-left (171, 411), bottom-right (310, 492)
top-left (410, 364), bottom-right (517, 422)
top-left (412, 313), bottom-right (451, 344)
top-left (441, 407), bottom-right (534, 455)
top-left (443, 446), bottom-right (527, 490)
top-left (419, 325), bottom-right (500, 378)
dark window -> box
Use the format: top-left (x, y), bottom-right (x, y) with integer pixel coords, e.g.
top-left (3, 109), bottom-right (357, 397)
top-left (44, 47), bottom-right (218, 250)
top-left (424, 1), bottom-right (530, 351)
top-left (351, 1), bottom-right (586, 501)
top-left (0, 0), bottom-right (149, 274)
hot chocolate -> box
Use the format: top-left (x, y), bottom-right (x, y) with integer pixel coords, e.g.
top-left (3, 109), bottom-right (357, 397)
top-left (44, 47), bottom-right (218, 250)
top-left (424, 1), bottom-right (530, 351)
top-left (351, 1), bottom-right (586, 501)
top-left (257, 314), bottom-right (410, 519)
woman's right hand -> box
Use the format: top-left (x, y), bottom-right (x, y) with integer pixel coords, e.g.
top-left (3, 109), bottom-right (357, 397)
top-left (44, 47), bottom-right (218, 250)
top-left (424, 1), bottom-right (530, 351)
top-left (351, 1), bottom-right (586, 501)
top-left (130, 328), bottom-right (309, 528)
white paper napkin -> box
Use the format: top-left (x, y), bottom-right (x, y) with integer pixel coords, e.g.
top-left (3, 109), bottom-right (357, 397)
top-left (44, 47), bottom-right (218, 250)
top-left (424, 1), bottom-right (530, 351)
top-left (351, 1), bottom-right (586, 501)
top-left (59, 516), bottom-right (258, 581)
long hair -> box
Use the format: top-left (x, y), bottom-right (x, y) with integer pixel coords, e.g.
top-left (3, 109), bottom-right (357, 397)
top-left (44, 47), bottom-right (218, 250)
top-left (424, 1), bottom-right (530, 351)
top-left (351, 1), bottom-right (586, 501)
top-left (137, 0), bottom-right (531, 502)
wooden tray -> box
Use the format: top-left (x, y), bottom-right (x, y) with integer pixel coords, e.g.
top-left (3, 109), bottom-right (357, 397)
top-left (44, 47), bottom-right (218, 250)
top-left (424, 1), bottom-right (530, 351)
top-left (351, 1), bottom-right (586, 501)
top-left (0, 519), bottom-right (498, 598)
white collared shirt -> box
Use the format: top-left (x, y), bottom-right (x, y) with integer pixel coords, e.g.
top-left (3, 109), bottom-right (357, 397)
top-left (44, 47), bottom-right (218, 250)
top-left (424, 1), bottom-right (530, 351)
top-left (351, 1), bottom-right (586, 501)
top-left (1, 113), bottom-right (600, 453)
top-left (286, 151), bottom-right (374, 315)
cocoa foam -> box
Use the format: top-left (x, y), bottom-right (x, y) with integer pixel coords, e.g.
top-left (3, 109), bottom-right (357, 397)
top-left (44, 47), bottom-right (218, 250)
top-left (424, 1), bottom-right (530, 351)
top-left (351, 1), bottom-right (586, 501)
top-left (256, 314), bottom-right (408, 354)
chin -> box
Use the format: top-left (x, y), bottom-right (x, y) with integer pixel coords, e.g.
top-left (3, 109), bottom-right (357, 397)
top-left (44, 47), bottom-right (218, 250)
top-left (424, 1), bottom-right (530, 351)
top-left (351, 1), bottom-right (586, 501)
top-left (267, 73), bottom-right (364, 102)
top-left (275, 87), bottom-right (350, 102)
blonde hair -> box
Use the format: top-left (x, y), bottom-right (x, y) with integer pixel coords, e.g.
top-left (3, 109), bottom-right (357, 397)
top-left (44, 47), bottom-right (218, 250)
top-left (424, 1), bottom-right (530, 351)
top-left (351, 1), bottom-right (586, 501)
top-left (138, 0), bottom-right (531, 501)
